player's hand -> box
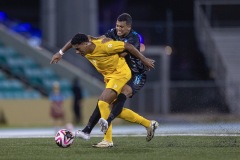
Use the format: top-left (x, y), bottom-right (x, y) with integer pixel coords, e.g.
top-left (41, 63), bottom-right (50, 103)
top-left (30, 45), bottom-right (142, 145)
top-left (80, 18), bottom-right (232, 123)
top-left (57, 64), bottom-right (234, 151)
top-left (143, 57), bottom-right (155, 70)
top-left (50, 53), bottom-right (62, 64)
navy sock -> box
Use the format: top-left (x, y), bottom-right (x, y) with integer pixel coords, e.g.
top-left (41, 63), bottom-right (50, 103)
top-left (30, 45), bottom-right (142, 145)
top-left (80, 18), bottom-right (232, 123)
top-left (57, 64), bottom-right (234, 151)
top-left (107, 93), bottom-right (127, 125)
top-left (82, 104), bottom-right (100, 134)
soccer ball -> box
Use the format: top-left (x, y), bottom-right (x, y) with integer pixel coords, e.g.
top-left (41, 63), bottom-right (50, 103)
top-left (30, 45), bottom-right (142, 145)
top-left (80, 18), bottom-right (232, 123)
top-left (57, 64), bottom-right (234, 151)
top-left (55, 129), bottom-right (74, 148)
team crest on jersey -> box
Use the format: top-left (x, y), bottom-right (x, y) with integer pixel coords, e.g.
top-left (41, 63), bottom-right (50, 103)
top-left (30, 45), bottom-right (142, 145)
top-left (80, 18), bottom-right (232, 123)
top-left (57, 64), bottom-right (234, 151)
top-left (108, 44), bottom-right (113, 48)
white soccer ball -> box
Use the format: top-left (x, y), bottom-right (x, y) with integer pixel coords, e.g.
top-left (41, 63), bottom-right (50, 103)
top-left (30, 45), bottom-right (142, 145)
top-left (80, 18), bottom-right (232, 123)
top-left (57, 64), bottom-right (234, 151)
top-left (55, 129), bottom-right (74, 148)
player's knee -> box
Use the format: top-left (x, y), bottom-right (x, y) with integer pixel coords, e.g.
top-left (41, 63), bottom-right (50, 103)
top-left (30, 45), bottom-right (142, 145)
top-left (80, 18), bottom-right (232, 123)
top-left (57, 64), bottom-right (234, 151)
top-left (99, 89), bottom-right (117, 103)
top-left (121, 86), bottom-right (132, 98)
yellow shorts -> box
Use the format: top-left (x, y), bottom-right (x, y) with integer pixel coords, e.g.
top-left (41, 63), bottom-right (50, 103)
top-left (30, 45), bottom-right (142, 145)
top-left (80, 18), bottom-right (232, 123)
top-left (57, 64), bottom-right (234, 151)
top-left (104, 63), bottom-right (131, 95)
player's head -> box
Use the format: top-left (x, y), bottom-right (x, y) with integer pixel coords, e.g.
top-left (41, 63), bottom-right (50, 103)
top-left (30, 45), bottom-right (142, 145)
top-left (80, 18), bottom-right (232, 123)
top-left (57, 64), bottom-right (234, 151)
top-left (71, 33), bottom-right (89, 45)
top-left (71, 33), bottom-right (89, 56)
top-left (116, 13), bottom-right (132, 37)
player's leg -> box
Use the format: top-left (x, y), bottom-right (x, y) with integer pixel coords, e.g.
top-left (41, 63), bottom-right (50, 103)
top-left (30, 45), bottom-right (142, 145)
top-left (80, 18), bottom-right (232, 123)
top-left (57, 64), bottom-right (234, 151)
top-left (76, 75), bottom-right (130, 141)
top-left (75, 102), bottom-right (100, 140)
top-left (105, 91), bottom-right (128, 125)
top-left (93, 75), bottom-right (130, 148)
top-left (105, 73), bottom-right (146, 126)
top-left (97, 73), bottom-right (147, 132)
top-left (95, 74), bottom-right (140, 146)
top-left (75, 88), bottom-right (115, 141)
top-left (83, 105), bottom-right (100, 133)
top-left (96, 105), bottom-right (155, 146)
top-left (97, 75), bottom-right (130, 131)
top-left (105, 73), bottom-right (158, 141)
top-left (97, 85), bottom-right (119, 118)
top-left (118, 108), bottom-right (159, 141)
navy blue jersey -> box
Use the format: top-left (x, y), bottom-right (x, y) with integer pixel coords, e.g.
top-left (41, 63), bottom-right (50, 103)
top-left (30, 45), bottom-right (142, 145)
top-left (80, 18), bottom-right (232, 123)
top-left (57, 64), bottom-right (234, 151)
top-left (104, 28), bottom-right (147, 74)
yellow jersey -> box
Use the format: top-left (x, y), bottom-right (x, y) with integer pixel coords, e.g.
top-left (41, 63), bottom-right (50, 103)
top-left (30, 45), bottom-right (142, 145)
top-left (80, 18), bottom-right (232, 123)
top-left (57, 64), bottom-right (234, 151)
top-left (85, 39), bottom-right (128, 77)
top-left (85, 39), bottom-right (131, 94)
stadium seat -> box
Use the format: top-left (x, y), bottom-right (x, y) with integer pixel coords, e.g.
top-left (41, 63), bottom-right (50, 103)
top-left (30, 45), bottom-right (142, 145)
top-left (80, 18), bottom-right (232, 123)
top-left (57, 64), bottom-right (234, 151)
top-left (6, 57), bottom-right (39, 76)
top-left (0, 44), bottom-right (72, 98)
top-left (0, 70), bottom-right (6, 81)
top-left (0, 90), bottom-right (41, 99)
top-left (0, 47), bottom-right (19, 64)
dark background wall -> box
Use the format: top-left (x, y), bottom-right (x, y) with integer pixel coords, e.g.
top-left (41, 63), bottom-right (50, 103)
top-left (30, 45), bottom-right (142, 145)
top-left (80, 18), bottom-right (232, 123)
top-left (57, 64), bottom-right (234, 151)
top-left (0, 0), bottom-right (40, 27)
top-left (0, 0), bottom-right (231, 113)
top-left (0, 0), bottom-right (211, 81)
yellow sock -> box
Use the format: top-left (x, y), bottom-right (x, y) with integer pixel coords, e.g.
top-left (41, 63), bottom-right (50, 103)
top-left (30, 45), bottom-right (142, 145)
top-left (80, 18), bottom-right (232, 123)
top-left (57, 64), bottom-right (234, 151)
top-left (98, 100), bottom-right (110, 119)
top-left (98, 100), bottom-right (113, 142)
top-left (118, 108), bottom-right (151, 128)
top-left (104, 124), bottom-right (112, 142)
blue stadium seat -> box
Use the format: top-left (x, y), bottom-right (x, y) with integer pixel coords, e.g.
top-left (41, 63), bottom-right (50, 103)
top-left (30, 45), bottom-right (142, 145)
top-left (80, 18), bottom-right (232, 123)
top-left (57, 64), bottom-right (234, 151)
top-left (6, 57), bottom-right (39, 76)
top-left (0, 70), bottom-right (6, 81)
top-left (0, 90), bottom-right (41, 99)
top-left (0, 47), bottom-right (19, 65)
top-left (0, 44), bottom-right (72, 98)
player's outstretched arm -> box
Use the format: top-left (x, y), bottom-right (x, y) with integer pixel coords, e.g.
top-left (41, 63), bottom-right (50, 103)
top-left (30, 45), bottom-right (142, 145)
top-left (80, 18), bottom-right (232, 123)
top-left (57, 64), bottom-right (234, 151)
top-left (124, 42), bottom-right (155, 69)
top-left (50, 53), bottom-right (62, 64)
top-left (61, 40), bottom-right (73, 53)
top-left (50, 40), bottom-right (72, 64)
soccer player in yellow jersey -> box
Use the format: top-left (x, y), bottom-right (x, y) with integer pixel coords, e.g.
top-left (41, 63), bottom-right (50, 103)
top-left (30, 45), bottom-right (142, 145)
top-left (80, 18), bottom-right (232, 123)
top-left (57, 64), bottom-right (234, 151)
top-left (50, 33), bottom-right (155, 147)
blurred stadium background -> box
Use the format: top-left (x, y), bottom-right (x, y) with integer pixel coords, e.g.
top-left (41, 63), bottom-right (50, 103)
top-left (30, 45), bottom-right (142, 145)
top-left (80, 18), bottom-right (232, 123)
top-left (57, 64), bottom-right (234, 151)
top-left (0, 0), bottom-right (240, 128)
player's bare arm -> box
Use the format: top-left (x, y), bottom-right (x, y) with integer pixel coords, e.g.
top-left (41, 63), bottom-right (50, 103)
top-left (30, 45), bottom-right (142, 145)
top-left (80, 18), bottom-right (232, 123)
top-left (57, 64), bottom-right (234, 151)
top-left (61, 40), bottom-right (72, 53)
top-left (50, 53), bottom-right (62, 64)
top-left (50, 40), bottom-right (73, 64)
top-left (119, 52), bottom-right (128, 57)
top-left (124, 42), bottom-right (155, 69)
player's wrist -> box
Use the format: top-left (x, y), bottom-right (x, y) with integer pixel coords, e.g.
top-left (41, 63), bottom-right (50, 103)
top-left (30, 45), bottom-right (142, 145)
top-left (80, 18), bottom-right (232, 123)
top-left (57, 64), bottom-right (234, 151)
top-left (59, 49), bottom-right (64, 56)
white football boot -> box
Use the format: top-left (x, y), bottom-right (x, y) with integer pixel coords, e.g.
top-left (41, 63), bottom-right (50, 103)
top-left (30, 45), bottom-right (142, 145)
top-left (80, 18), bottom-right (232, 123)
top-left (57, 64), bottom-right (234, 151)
top-left (75, 130), bottom-right (90, 140)
top-left (92, 139), bottom-right (114, 148)
top-left (146, 120), bottom-right (159, 142)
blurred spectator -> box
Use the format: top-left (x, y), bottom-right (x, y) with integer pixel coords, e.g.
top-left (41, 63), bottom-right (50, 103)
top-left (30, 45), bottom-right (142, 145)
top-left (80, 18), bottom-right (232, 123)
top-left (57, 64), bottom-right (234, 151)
top-left (71, 77), bottom-right (83, 125)
top-left (49, 81), bottom-right (65, 130)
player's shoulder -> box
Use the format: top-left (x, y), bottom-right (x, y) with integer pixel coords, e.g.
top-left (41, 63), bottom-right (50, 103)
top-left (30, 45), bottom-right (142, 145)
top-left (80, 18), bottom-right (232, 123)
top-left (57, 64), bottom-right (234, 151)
top-left (129, 29), bottom-right (138, 35)
top-left (105, 28), bottom-right (116, 34)
top-left (129, 30), bottom-right (139, 38)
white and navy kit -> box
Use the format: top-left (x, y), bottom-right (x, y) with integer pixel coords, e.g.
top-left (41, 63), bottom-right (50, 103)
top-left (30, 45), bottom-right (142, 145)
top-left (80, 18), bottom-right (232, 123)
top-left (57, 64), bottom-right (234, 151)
top-left (105, 28), bottom-right (147, 96)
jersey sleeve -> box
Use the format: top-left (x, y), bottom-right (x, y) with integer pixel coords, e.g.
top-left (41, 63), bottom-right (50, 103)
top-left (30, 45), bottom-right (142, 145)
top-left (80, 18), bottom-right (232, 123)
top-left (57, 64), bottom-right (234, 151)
top-left (104, 41), bottom-right (125, 55)
top-left (104, 28), bottom-right (115, 39)
top-left (127, 34), bottom-right (140, 51)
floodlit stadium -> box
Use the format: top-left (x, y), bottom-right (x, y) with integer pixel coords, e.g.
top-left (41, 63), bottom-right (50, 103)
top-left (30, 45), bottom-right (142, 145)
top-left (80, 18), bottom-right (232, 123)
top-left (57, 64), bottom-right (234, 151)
top-left (0, 0), bottom-right (240, 159)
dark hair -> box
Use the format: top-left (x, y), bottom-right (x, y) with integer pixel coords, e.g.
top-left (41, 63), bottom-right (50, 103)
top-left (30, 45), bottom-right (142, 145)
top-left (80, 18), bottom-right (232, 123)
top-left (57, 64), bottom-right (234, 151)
top-left (71, 33), bottom-right (89, 45)
top-left (117, 13), bottom-right (132, 25)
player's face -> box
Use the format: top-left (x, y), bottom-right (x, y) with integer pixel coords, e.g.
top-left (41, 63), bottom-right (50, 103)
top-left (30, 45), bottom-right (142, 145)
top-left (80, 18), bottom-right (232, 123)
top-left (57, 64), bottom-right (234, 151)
top-left (116, 21), bottom-right (131, 37)
top-left (72, 44), bottom-right (87, 56)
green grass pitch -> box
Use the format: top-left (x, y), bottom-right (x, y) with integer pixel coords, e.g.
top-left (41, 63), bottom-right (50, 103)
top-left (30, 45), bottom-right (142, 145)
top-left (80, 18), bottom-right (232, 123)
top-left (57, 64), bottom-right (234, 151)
top-left (0, 136), bottom-right (240, 160)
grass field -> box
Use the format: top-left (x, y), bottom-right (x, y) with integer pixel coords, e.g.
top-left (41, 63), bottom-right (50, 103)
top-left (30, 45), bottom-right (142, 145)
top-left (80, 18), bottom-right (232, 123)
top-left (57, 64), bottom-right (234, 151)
top-left (0, 136), bottom-right (240, 160)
